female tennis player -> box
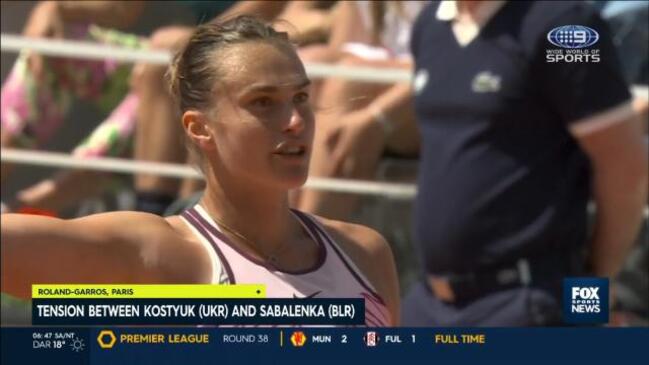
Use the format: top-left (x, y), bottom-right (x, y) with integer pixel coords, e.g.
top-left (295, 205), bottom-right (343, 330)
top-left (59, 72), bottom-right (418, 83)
top-left (1, 16), bottom-right (399, 327)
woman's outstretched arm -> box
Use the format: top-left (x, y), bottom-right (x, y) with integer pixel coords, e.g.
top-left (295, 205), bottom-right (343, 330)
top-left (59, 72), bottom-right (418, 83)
top-left (1, 212), bottom-right (206, 299)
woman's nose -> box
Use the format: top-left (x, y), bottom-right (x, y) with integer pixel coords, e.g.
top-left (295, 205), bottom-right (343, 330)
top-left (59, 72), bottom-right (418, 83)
top-left (283, 108), bottom-right (307, 135)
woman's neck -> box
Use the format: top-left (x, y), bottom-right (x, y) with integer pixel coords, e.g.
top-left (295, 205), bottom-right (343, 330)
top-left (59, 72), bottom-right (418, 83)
top-left (200, 174), bottom-right (296, 256)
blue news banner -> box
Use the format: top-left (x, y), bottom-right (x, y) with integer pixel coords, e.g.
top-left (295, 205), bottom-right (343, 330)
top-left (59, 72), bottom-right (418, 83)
top-left (2, 327), bottom-right (648, 365)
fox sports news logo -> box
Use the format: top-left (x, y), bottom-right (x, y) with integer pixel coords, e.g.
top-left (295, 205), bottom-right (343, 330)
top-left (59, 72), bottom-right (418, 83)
top-left (547, 25), bottom-right (599, 49)
top-left (571, 287), bottom-right (601, 313)
top-left (563, 278), bottom-right (608, 324)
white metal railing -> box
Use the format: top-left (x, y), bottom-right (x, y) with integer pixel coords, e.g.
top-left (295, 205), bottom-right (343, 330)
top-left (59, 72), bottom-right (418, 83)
top-left (0, 149), bottom-right (417, 199)
top-left (0, 34), bottom-right (412, 84)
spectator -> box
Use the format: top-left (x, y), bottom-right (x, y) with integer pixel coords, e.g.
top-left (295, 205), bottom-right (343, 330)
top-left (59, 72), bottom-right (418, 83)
top-left (1, 1), bottom-right (146, 210)
top-left (298, 1), bottom-right (425, 221)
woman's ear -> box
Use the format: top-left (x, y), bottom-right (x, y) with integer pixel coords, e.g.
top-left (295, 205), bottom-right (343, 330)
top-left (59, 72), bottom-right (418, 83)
top-left (182, 110), bottom-right (216, 151)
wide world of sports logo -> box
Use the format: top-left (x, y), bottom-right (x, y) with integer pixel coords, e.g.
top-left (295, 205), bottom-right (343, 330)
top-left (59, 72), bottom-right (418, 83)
top-left (546, 25), bottom-right (601, 63)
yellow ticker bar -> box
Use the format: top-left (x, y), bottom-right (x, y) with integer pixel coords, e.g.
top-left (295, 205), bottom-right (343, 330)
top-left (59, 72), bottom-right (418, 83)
top-left (32, 284), bottom-right (266, 299)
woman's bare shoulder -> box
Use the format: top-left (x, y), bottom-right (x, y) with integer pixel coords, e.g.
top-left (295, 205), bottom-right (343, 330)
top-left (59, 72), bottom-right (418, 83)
top-left (312, 215), bottom-right (400, 324)
top-left (74, 211), bottom-right (212, 283)
top-left (313, 217), bottom-right (395, 289)
top-left (161, 214), bottom-right (213, 283)
top-left (315, 216), bottom-right (391, 261)
top-left (73, 211), bottom-right (193, 244)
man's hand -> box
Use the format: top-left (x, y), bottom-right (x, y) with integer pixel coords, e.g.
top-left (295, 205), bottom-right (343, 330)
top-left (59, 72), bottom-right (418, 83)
top-left (328, 109), bottom-right (386, 178)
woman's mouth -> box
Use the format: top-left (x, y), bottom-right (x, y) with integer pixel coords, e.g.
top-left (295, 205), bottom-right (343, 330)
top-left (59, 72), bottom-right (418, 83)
top-left (273, 143), bottom-right (307, 158)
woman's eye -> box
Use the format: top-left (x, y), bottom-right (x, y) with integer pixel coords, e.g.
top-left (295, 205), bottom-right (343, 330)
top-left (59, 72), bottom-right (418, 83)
top-left (294, 92), bottom-right (309, 104)
top-left (251, 97), bottom-right (273, 107)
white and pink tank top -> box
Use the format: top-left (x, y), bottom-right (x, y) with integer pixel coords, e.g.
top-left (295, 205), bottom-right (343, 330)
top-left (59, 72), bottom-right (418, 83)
top-left (180, 205), bottom-right (391, 327)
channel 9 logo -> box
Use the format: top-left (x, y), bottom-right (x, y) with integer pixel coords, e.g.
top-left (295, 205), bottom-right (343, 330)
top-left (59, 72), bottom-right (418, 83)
top-left (547, 25), bottom-right (599, 49)
top-left (563, 278), bottom-right (609, 324)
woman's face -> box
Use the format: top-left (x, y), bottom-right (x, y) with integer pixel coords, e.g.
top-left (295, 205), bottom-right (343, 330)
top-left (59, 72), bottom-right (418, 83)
top-left (206, 41), bottom-right (314, 190)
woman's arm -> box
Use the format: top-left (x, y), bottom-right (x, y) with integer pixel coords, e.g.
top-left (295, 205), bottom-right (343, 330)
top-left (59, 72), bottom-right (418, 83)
top-left (1, 212), bottom-right (205, 299)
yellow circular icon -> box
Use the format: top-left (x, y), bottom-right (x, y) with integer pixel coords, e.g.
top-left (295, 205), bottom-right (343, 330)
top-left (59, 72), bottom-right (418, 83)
top-left (97, 330), bottom-right (116, 349)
